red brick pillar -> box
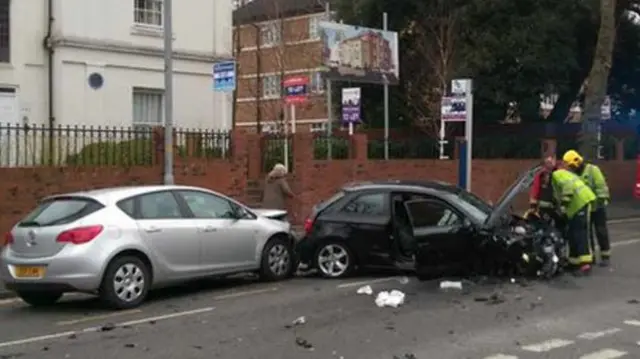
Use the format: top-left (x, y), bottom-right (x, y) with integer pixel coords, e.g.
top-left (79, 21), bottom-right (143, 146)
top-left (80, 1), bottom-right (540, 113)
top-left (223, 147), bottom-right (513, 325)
top-left (615, 139), bottom-right (624, 162)
top-left (351, 133), bottom-right (367, 160)
top-left (291, 133), bottom-right (314, 224)
top-left (541, 138), bottom-right (556, 158)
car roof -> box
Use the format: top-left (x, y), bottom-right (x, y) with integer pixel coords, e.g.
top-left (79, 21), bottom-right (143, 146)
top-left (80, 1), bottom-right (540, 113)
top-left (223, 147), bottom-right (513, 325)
top-left (44, 185), bottom-right (218, 205)
top-left (341, 180), bottom-right (462, 195)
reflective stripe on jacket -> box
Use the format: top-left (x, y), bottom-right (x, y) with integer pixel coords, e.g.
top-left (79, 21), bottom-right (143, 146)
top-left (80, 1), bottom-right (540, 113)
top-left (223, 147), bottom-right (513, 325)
top-left (581, 163), bottom-right (610, 205)
top-left (551, 169), bottom-right (596, 218)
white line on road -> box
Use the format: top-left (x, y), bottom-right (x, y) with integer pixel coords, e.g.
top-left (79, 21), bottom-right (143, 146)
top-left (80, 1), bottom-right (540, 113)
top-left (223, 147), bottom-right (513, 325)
top-left (213, 287), bottom-right (278, 300)
top-left (608, 218), bottom-right (640, 225)
top-left (0, 306), bottom-right (214, 349)
top-left (577, 328), bottom-right (622, 340)
top-left (623, 320), bottom-right (640, 327)
top-left (56, 309), bottom-right (142, 326)
top-left (336, 276), bottom-right (410, 289)
top-left (521, 338), bottom-right (574, 352)
top-left (483, 354), bottom-right (518, 359)
top-left (611, 239), bottom-right (640, 248)
top-left (579, 348), bottom-right (627, 359)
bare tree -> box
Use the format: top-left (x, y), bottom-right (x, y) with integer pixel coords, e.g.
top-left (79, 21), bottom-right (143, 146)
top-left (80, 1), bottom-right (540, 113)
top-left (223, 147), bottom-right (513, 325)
top-left (580, 0), bottom-right (617, 159)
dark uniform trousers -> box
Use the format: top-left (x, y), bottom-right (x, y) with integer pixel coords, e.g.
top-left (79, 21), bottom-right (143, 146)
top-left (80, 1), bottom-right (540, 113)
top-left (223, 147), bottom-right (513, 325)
top-left (567, 206), bottom-right (592, 266)
top-left (590, 205), bottom-right (611, 259)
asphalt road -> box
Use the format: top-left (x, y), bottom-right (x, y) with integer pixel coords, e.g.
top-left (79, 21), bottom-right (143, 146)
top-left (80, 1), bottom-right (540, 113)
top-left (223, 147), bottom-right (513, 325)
top-left (0, 220), bottom-right (640, 359)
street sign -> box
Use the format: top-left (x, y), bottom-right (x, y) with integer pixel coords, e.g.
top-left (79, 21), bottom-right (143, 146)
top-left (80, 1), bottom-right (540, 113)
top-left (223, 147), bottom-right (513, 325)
top-left (213, 61), bottom-right (236, 92)
top-left (451, 79), bottom-right (472, 96)
top-left (284, 76), bottom-right (309, 104)
top-left (441, 96), bottom-right (467, 121)
top-left (341, 87), bottom-right (361, 124)
top-left (601, 96), bottom-right (611, 120)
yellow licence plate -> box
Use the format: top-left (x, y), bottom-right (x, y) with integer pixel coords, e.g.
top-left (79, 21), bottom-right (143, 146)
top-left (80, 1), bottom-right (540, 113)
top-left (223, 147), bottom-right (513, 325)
top-left (14, 266), bottom-right (46, 278)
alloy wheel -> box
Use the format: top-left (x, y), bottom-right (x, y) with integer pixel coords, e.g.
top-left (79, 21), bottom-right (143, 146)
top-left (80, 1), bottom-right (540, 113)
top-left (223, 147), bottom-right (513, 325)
top-left (317, 244), bottom-right (350, 277)
top-left (113, 263), bottom-right (145, 302)
top-left (268, 244), bottom-right (291, 276)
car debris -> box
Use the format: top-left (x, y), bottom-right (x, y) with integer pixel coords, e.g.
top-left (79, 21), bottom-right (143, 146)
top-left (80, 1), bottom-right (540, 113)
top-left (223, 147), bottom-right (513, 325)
top-left (99, 323), bottom-right (116, 332)
top-left (375, 290), bottom-right (406, 308)
top-left (628, 299), bottom-right (639, 304)
top-left (295, 337), bottom-right (314, 350)
top-left (440, 281), bottom-right (463, 290)
top-left (357, 285), bottom-right (374, 295)
top-left (285, 316), bottom-right (306, 329)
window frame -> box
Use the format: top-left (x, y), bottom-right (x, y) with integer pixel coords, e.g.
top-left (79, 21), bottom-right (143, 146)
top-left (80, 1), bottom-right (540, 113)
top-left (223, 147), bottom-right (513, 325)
top-left (134, 0), bottom-right (164, 27)
top-left (260, 21), bottom-right (281, 46)
top-left (309, 71), bottom-right (324, 94)
top-left (308, 15), bottom-right (321, 40)
top-left (174, 190), bottom-right (253, 220)
top-left (339, 191), bottom-right (389, 216)
top-left (403, 198), bottom-right (465, 229)
top-left (262, 74), bottom-right (281, 98)
top-left (132, 87), bottom-right (164, 130)
top-left (117, 190), bottom-right (189, 220)
top-left (0, 0), bottom-right (9, 63)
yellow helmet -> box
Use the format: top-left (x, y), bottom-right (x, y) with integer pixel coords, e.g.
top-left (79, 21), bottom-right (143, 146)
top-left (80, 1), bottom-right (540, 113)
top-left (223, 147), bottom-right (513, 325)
top-left (562, 150), bottom-right (583, 167)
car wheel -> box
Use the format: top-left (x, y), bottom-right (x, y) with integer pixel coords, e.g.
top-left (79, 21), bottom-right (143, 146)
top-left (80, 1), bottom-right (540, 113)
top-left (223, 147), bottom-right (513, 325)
top-left (17, 291), bottom-right (63, 307)
top-left (260, 237), bottom-right (294, 281)
top-left (314, 241), bottom-right (354, 279)
top-left (99, 256), bottom-right (150, 310)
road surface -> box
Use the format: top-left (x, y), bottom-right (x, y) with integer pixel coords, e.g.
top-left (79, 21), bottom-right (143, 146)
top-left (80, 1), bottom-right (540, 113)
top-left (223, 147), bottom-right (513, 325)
top-left (0, 220), bottom-right (639, 359)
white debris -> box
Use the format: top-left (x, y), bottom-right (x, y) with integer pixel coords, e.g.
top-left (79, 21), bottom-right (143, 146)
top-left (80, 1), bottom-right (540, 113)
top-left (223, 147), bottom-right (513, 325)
top-left (440, 281), bottom-right (463, 290)
top-left (510, 278), bottom-right (516, 284)
top-left (356, 285), bottom-right (373, 295)
top-left (375, 290), bottom-right (406, 308)
top-left (514, 226), bottom-right (526, 235)
top-left (291, 316), bottom-right (306, 326)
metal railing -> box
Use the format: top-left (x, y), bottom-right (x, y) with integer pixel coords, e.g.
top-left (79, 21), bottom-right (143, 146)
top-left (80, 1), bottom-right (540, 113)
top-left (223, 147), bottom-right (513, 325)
top-left (0, 123), bottom-right (232, 167)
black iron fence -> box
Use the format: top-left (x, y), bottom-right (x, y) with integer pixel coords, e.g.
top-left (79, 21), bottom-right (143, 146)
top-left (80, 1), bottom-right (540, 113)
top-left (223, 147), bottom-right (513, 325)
top-left (0, 123), bottom-right (232, 167)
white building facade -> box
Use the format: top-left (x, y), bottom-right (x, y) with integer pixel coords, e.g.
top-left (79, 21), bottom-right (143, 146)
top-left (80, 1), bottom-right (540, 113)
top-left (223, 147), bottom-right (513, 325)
top-left (0, 0), bottom-right (233, 131)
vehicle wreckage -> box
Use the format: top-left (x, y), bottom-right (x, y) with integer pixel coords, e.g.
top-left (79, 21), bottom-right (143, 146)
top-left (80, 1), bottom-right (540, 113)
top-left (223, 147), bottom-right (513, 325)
top-left (297, 165), bottom-right (568, 280)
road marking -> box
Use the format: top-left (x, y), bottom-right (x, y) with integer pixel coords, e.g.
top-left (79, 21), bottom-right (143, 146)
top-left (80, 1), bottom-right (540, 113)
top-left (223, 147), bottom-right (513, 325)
top-left (483, 354), bottom-right (518, 359)
top-left (0, 297), bottom-right (18, 306)
top-left (579, 348), bottom-right (627, 359)
top-left (624, 320), bottom-right (640, 327)
top-left (336, 276), bottom-right (410, 289)
top-left (213, 287), bottom-right (278, 300)
top-left (56, 309), bottom-right (142, 326)
top-left (0, 306), bottom-right (214, 349)
top-left (608, 218), bottom-right (640, 224)
top-left (611, 239), bottom-right (640, 248)
top-left (577, 328), bottom-right (622, 340)
top-left (521, 338), bottom-right (574, 352)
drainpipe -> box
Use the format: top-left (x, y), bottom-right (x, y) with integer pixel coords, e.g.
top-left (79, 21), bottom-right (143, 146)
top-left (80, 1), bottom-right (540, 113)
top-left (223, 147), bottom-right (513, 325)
top-left (43, 0), bottom-right (55, 163)
top-left (250, 23), bottom-right (262, 133)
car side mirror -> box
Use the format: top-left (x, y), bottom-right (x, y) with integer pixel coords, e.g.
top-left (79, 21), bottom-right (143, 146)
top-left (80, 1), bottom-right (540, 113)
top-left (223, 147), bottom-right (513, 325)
top-left (232, 206), bottom-right (248, 219)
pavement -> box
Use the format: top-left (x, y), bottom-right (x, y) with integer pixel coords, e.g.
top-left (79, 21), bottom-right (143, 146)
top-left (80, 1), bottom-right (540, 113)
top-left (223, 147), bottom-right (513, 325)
top-left (0, 221), bottom-right (639, 358)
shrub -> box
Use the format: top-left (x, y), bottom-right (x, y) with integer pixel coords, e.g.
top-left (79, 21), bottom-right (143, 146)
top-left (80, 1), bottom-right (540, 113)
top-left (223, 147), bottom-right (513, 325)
top-left (66, 139), bottom-right (154, 166)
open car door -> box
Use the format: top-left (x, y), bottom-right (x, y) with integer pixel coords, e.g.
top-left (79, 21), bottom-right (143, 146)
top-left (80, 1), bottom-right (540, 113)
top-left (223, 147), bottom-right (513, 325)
top-left (403, 199), bottom-right (474, 279)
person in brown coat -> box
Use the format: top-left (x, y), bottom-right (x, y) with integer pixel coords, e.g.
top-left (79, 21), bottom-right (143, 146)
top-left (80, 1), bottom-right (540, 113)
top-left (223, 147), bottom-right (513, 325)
top-left (262, 163), bottom-right (294, 210)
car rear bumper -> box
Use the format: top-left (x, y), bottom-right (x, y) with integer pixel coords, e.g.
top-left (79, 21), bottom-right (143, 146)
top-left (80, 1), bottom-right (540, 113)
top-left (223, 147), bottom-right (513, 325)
top-left (0, 246), bottom-right (104, 293)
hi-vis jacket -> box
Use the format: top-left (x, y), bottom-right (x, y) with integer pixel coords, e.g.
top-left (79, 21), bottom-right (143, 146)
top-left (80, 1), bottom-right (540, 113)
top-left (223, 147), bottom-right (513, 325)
top-left (579, 163), bottom-right (610, 207)
top-left (550, 169), bottom-right (596, 219)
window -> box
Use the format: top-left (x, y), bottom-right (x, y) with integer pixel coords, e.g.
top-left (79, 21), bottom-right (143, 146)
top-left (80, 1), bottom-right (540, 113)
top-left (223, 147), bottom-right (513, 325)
top-left (0, 0), bottom-right (9, 63)
top-left (342, 193), bottom-right (386, 215)
top-left (262, 75), bottom-right (281, 98)
top-left (308, 15), bottom-right (321, 40)
top-left (309, 71), bottom-right (324, 93)
top-left (133, 88), bottom-right (163, 129)
top-left (139, 191), bottom-right (182, 219)
top-left (117, 198), bottom-right (135, 217)
top-left (134, 0), bottom-right (163, 27)
top-left (405, 200), bottom-right (461, 228)
top-left (260, 21), bottom-right (281, 46)
top-left (18, 197), bottom-right (104, 227)
top-left (310, 122), bottom-right (326, 133)
top-left (177, 191), bottom-right (237, 219)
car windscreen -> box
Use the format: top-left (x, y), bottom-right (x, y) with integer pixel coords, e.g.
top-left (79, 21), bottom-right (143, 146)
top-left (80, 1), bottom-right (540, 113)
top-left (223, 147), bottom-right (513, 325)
top-left (448, 191), bottom-right (492, 224)
top-left (18, 197), bottom-right (104, 227)
top-left (315, 190), bottom-right (346, 213)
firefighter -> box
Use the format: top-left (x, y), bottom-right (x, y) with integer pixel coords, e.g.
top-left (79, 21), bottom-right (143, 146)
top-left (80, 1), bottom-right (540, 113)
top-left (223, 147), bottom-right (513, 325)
top-left (550, 166), bottom-right (596, 274)
top-left (528, 156), bottom-right (562, 228)
top-left (562, 150), bottom-right (612, 266)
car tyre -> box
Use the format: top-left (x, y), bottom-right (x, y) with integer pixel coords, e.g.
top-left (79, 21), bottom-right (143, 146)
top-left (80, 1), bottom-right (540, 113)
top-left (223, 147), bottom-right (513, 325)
top-left (314, 241), bottom-right (355, 279)
top-left (260, 236), bottom-right (294, 281)
top-left (17, 291), bottom-right (63, 307)
top-left (99, 256), bottom-right (150, 310)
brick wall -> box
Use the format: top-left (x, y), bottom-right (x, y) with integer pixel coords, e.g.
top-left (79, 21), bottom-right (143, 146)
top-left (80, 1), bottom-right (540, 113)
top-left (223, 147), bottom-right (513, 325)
top-left (0, 131), bottom-right (635, 241)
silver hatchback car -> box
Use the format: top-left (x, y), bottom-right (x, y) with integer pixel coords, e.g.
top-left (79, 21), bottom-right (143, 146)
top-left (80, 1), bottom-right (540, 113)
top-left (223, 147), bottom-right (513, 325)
top-left (0, 185), bottom-right (296, 309)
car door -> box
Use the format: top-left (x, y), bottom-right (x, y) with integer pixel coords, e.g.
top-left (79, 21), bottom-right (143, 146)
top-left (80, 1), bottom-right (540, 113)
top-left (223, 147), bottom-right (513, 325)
top-left (175, 190), bottom-right (258, 272)
top-left (134, 191), bottom-right (200, 279)
top-left (332, 191), bottom-right (391, 267)
top-left (402, 199), bottom-right (473, 276)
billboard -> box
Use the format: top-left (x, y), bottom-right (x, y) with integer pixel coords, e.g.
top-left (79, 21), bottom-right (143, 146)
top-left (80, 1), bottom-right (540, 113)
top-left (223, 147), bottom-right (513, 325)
top-left (319, 21), bottom-right (399, 85)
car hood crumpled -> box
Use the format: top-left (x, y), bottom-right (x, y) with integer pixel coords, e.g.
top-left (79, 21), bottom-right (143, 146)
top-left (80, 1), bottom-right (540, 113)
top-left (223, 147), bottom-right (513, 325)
top-left (484, 164), bottom-right (542, 229)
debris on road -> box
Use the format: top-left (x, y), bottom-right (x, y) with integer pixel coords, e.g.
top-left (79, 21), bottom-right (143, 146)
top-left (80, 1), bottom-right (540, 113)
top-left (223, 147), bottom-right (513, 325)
top-left (375, 290), bottom-right (406, 308)
top-left (393, 353), bottom-right (417, 359)
top-left (285, 316), bottom-right (306, 329)
top-left (357, 285), bottom-right (374, 295)
top-left (474, 292), bottom-right (506, 305)
top-left (440, 281), bottom-right (463, 290)
top-left (628, 299), bottom-right (639, 304)
top-left (99, 323), bottom-right (116, 332)
top-left (295, 337), bottom-right (314, 350)
top-left (124, 343), bottom-right (136, 348)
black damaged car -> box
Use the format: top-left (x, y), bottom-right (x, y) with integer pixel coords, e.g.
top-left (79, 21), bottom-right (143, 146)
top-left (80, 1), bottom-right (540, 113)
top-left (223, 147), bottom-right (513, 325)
top-left (296, 165), bottom-right (567, 280)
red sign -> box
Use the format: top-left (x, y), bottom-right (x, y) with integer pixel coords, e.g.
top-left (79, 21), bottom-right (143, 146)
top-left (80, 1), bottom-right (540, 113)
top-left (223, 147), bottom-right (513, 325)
top-left (283, 76), bottom-right (309, 104)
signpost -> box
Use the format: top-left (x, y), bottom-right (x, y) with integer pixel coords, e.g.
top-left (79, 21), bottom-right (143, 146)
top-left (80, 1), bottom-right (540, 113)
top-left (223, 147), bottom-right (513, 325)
top-left (213, 61), bottom-right (236, 92)
top-left (283, 76), bottom-right (309, 169)
top-left (341, 87), bottom-right (361, 135)
top-left (440, 79), bottom-right (473, 191)
top-left (597, 96), bottom-right (611, 159)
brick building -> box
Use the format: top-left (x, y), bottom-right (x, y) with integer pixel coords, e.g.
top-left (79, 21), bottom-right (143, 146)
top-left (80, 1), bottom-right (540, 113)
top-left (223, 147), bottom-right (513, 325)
top-left (232, 0), bottom-right (332, 133)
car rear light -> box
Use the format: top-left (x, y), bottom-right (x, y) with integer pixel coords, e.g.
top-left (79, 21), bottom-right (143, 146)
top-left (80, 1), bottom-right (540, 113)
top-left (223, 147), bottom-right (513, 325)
top-left (303, 217), bottom-right (314, 235)
top-left (3, 232), bottom-right (13, 246)
top-left (56, 225), bottom-right (104, 244)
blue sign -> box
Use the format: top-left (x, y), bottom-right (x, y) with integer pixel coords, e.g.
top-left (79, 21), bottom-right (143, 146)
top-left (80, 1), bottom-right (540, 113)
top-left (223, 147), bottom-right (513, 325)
top-left (213, 61), bottom-right (236, 92)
